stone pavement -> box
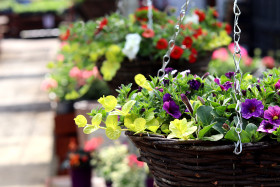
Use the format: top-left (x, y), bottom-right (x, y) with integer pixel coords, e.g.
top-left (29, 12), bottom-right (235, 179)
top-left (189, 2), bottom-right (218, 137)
top-left (0, 39), bottom-right (59, 187)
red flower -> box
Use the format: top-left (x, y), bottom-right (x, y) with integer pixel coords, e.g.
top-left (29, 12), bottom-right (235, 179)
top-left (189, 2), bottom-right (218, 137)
top-left (156, 38), bottom-right (168, 50)
top-left (189, 48), bottom-right (198, 63)
top-left (141, 24), bottom-right (148, 29)
top-left (194, 10), bottom-right (206, 22)
top-left (193, 28), bottom-right (203, 39)
top-left (182, 36), bottom-right (193, 49)
top-left (213, 10), bottom-right (219, 18)
top-left (168, 19), bottom-right (175, 24)
top-left (95, 18), bottom-right (108, 34)
top-left (128, 154), bottom-right (144, 168)
top-left (225, 23), bottom-right (232, 35)
top-left (215, 22), bottom-right (223, 28)
top-left (142, 29), bottom-right (155, 38)
top-left (170, 46), bottom-right (184, 60)
top-left (60, 29), bottom-right (70, 41)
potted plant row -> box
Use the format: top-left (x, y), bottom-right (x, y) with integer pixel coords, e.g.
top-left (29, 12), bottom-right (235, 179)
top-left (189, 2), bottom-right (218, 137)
top-left (59, 6), bottom-right (231, 94)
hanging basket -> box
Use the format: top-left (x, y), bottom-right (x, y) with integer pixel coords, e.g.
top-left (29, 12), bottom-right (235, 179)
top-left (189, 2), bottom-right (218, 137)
top-left (126, 131), bottom-right (280, 187)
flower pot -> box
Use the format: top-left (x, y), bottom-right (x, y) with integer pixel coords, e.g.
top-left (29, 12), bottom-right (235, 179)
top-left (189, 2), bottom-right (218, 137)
top-left (70, 167), bottom-right (92, 187)
top-left (126, 131), bottom-right (280, 187)
top-left (52, 100), bottom-right (75, 115)
top-left (146, 176), bottom-right (154, 187)
top-left (105, 180), bottom-right (112, 187)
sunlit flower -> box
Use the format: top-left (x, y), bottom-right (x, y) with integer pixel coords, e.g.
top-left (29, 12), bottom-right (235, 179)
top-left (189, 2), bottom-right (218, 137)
top-left (57, 54), bottom-right (64, 62)
top-left (241, 99), bottom-right (264, 119)
top-left (69, 67), bottom-right (82, 78)
top-left (84, 137), bottom-right (103, 152)
top-left (122, 33), bottom-right (141, 61)
top-left (264, 106), bottom-right (280, 125)
top-left (257, 120), bottom-right (278, 133)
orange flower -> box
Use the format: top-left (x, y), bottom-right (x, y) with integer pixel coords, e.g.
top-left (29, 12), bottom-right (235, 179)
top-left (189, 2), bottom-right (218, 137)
top-left (60, 29), bottom-right (70, 41)
top-left (69, 153), bottom-right (80, 166)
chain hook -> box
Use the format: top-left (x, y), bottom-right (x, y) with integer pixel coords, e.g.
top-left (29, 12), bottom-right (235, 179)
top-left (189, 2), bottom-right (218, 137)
top-left (232, 0), bottom-right (243, 155)
top-left (157, 0), bottom-right (190, 79)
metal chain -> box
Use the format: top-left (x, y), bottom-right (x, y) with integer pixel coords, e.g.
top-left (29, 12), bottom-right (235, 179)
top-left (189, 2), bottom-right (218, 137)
top-left (232, 0), bottom-right (243, 155)
top-left (157, 0), bottom-right (190, 78)
top-left (147, 0), bottom-right (153, 29)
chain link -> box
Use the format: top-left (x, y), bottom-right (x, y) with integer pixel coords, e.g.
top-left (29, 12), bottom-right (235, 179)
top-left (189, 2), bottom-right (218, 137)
top-left (157, 0), bottom-right (190, 78)
top-left (233, 0), bottom-right (243, 155)
top-left (147, 0), bottom-right (153, 29)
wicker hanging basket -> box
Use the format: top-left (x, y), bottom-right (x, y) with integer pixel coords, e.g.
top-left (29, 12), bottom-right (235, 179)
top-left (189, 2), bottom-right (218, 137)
top-left (126, 131), bottom-right (280, 187)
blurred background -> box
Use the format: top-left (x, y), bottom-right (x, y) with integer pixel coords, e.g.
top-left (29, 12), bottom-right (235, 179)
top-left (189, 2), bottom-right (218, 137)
top-left (0, 0), bottom-right (279, 187)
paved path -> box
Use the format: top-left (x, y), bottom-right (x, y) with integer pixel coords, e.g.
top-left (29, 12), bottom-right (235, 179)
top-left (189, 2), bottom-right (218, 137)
top-left (0, 39), bottom-right (59, 187)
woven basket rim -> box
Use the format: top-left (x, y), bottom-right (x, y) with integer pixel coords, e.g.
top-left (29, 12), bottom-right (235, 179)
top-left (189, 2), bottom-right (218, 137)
top-left (125, 131), bottom-right (280, 148)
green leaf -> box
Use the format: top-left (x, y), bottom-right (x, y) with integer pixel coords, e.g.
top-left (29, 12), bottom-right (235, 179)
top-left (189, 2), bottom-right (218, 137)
top-left (121, 100), bottom-right (136, 115)
top-left (245, 123), bottom-right (257, 138)
top-left (212, 117), bottom-right (227, 134)
top-left (202, 134), bottom-right (224, 141)
top-left (91, 113), bottom-right (102, 127)
top-left (106, 115), bottom-right (118, 128)
top-left (146, 118), bottom-right (159, 133)
top-left (134, 118), bottom-right (146, 133)
top-left (228, 104), bottom-right (236, 109)
top-left (161, 124), bottom-right (171, 134)
top-left (196, 106), bottom-right (214, 126)
top-left (225, 127), bottom-right (251, 143)
top-left (145, 111), bottom-right (155, 122)
top-left (98, 95), bottom-right (117, 112)
top-left (74, 115), bottom-right (87, 128)
top-left (83, 124), bottom-right (99, 134)
top-left (124, 115), bottom-right (134, 129)
top-left (215, 106), bottom-right (227, 116)
top-left (106, 126), bottom-right (122, 140)
top-left (169, 119), bottom-right (197, 140)
top-left (198, 123), bottom-right (215, 139)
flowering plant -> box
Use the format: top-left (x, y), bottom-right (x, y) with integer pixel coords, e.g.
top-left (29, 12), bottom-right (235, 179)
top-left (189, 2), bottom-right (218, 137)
top-left (74, 66), bottom-right (280, 143)
top-left (208, 43), bottom-right (276, 76)
top-left (62, 7), bottom-right (231, 81)
top-left (42, 36), bottom-right (110, 101)
top-left (62, 137), bottom-right (103, 169)
top-left (95, 144), bottom-right (147, 187)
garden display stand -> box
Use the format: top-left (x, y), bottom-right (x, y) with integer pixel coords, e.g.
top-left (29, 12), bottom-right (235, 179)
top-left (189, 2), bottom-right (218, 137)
top-left (125, 0), bottom-right (280, 186)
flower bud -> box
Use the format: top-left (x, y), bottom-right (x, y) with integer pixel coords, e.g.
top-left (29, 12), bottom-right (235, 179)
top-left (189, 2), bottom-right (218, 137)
top-left (256, 84), bottom-right (262, 92)
top-left (222, 123), bottom-right (230, 131)
top-left (242, 90), bottom-right (247, 96)
top-left (197, 96), bottom-right (205, 105)
top-left (180, 94), bottom-right (193, 114)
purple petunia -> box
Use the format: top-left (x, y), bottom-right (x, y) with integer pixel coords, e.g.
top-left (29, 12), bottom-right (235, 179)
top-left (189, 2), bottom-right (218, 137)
top-left (188, 79), bottom-right (201, 90)
top-left (225, 72), bottom-right (235, 79)
top-left (257, 120), bottom-right (278, 133)
top-left (214, 78), bottom-right (233, 91)
top-left (165, 67), bottom-right (174, 74)
top-left (275, 80), bottom-right (280, 90)
top-left (241, 99), bottom-right (264, 119)
top-left (264, 106), bottom-right (280, 125)
top-left (162, 93), bottom-right (182, 119)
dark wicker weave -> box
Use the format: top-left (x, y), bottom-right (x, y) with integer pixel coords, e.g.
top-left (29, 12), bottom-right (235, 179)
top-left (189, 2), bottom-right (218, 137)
top-left (126, 131), bottom-right (280, 187)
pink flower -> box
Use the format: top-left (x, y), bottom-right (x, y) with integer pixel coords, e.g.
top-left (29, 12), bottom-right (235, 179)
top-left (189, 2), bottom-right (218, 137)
top-left (41, 78), bottom-right (58, 91)
top-left (243, 56), bottom-right (253, 67)
top-left (262, 56), bottom-right (275, 69)
top-left (69, 67), bottom-right (82, 79)
top-left (84, 137), bottom-right (103, 152)
top-left (212, 48), bottom-right (229, 62)
top-left (57, 54), bottom-right (64, 62)
top-left (128, 154), bottom-right (144, 168)
top-left (92, 66), bottom-right (103, 80)
top-left (60, 42), bottom-right (68, 48)
top-left (82, 70), bottom-right (93, 79)
top-left (228, 43), bottom-right (248, 57)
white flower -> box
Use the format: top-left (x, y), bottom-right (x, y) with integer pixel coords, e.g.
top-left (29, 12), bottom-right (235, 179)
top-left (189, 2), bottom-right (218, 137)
top-left (183, 13), bottom-right (199, 24)
top-left (122, 33), bottom-right (141, 61)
